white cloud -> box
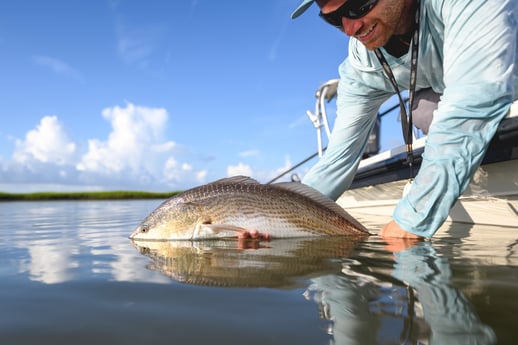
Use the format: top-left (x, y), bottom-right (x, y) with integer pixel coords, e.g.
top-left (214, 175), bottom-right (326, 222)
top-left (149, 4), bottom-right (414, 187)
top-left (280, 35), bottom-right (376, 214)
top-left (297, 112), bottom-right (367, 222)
top-left (1, 102), bottom-right (209, 192)
top-left (32, 55), bottom-right (84, 82)
top-left (227, 162), bottom-right (253, 177)
top-left (226, 156), bottom-right (296, 184)
top-left (196, 170), bottom-right (208, 181)
top-left (268, 156), bottom-right (296, 182)
top-left (274, 156), bottom-right (293, 176)
top-left (152, 142), bottom-right (176, 152)
top-left (76, 102), bottom-right (208, 189)
top-left (161, 157), bottom-right (206, 188)
top-left (181, 163), bottom-right (192, 171)
top-left (162, 156), bottom-right (179, 181)
top-left (77, 102), bottom-right (173, 175)
top-left (13, 115), bottom-right (77, 166)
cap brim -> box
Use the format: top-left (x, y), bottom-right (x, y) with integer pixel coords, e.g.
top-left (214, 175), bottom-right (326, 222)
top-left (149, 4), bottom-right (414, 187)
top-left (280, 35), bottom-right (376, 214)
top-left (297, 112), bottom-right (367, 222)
top-left (291, 0), bottom-right (315, 19)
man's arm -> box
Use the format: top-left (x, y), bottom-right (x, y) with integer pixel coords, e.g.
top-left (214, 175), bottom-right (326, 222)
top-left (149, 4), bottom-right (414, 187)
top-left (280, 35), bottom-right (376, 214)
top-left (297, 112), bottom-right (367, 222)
top-left (392, 0), bottom-right (516, 237)
top-left (303, 57), bottom-right (392, 200)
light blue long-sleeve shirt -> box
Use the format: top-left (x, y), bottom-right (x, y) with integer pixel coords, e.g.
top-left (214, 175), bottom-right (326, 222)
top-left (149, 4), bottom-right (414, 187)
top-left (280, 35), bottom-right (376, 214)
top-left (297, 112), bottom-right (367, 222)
top-left (302, 0), bottom-right (518, 237)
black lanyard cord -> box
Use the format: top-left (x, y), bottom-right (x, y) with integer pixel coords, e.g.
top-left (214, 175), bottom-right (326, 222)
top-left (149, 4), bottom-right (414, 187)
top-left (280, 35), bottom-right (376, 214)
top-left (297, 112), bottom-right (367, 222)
top-left (374, 0), bottom-right (420, 177)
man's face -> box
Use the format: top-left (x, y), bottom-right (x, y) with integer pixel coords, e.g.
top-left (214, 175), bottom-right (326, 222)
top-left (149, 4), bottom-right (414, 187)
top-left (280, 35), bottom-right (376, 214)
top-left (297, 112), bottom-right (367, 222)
top-left (316, 0), bottom-right (409, 50)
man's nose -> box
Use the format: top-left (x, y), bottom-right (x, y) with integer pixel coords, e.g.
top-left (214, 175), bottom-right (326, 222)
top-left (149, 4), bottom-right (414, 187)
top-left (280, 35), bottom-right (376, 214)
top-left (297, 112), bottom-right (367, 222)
top-left (342, 17), bottom-right (362, 36)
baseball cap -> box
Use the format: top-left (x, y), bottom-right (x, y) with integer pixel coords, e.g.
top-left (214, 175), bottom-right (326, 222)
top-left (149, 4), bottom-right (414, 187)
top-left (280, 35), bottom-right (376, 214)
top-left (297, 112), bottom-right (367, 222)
top-left (291, 0), bottom-right (316, 19)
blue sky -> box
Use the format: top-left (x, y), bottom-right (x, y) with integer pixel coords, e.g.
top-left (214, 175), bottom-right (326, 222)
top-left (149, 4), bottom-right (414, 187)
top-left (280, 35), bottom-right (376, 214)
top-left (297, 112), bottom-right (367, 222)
top-left (0, 0), bottom-right (402, 193)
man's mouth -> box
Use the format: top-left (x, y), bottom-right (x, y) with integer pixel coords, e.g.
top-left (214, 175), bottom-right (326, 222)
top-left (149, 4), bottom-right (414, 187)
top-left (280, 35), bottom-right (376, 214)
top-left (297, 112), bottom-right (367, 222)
top-left (356, 23), bottom-right (377, 41)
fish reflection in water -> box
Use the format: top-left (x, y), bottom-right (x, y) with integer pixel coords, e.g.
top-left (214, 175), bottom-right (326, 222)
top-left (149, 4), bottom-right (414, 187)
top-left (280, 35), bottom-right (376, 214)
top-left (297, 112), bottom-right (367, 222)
top-left (132, 237), bottom-right (496, 345)
top-left (131, 236), bottom-right (361, 288)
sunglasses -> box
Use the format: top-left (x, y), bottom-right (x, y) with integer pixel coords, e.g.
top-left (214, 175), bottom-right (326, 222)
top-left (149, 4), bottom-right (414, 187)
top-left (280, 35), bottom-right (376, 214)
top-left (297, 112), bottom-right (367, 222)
top-left (319, 0), bottom-right (379, 27)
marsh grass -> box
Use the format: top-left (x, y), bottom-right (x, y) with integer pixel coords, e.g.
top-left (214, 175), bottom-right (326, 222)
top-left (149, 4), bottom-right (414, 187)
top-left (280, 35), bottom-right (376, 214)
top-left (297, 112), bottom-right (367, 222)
top-left (0, 190), bottom-right (181, 201)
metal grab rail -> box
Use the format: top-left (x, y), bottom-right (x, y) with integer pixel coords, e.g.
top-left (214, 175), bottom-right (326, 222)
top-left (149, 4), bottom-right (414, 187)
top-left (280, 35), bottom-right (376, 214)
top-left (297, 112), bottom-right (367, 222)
top-left (306, 79), bottom-right (339, 158)
top-left (268, 79), bottom-right (408, 184)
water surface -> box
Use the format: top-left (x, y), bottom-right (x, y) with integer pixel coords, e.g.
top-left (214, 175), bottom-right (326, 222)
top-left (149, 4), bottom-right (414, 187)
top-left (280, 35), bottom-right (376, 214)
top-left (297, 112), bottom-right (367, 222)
top-left (1, 200), bottom-right (517, 344)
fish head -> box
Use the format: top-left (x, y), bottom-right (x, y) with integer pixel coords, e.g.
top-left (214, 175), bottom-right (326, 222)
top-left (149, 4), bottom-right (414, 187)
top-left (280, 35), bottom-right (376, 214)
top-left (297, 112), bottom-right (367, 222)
top-left (130, 197), bottom-right (205, 240)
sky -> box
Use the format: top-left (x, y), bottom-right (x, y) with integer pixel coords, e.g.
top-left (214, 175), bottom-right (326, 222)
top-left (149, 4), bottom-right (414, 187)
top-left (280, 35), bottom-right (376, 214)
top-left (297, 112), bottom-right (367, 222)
top-left (0, 0), bottom-right (402, 193)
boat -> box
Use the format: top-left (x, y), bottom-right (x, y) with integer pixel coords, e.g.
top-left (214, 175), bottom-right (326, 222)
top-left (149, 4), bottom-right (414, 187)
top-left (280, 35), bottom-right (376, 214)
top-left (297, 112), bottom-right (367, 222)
top-left (273, 79), bottom-right (518, 227)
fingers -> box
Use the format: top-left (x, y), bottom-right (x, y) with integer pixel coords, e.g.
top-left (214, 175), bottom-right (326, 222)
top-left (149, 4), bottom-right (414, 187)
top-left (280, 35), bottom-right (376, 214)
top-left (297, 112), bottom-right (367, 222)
top-left (237, 229), bottom-right (271, 240)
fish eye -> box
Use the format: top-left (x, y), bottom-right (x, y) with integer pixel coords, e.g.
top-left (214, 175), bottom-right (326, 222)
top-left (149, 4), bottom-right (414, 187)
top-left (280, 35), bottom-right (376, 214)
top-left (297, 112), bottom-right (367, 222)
top-left (141, 224), bottom-right (149, 233)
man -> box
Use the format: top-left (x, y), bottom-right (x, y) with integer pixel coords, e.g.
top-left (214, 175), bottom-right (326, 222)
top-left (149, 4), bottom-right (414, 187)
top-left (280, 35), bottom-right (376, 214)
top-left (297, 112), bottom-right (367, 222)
top-left (292, 0), bottom-right (518, 238)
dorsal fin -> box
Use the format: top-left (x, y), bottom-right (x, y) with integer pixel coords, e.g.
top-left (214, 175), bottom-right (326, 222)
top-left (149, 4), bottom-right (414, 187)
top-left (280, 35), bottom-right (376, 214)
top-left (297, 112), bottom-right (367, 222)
top-left (273, 182), bottom-right (363, 227)
top-left (210, 175), bottom-right (260, 185)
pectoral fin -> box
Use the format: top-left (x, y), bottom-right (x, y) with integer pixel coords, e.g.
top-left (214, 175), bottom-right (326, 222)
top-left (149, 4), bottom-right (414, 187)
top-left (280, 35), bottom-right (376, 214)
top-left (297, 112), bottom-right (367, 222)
top-left (192, 223), bottom-right (247, 239)
top-left (192, 223), bottom-right (269, 240)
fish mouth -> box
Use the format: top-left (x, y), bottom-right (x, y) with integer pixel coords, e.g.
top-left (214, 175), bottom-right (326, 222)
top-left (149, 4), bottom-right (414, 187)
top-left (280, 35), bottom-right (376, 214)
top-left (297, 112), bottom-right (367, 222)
top-left (128, 229), bottom-right (141, 240)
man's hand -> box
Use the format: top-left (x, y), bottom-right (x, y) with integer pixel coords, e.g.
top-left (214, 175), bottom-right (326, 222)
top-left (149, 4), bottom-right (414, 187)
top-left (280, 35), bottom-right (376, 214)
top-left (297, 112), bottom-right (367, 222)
top-left (379, 220), bottom-right (422, 239)
top-left (379, 220), bottom-right (423, 252)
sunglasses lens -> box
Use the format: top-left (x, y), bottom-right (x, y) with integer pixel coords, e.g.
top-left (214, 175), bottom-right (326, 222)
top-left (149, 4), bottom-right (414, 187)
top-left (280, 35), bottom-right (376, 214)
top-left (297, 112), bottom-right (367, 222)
top-left (324, 15), bottom-right (343, 28)
top-left (348, 0), bottom-right (377, 18)
top-left (320, 0), bottom-right (378, 27)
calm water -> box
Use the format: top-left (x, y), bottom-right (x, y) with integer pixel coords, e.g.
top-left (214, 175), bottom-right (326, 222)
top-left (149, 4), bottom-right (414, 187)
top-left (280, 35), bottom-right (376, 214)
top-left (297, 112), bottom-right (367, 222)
top-left (1, 200), bottom-right (517, 345)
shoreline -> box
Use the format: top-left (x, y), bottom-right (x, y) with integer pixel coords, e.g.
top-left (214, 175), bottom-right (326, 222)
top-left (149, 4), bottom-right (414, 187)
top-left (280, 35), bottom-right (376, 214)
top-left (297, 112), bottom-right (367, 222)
top-left (0, 191), bottom-right (181, 201)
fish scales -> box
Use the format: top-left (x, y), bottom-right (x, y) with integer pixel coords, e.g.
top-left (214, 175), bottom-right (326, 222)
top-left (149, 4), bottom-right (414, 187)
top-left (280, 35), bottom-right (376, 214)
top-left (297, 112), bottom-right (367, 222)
top-left (130, 176), bottom-right (369, 240)
top-left (193, 184), bottom-right (324, 233)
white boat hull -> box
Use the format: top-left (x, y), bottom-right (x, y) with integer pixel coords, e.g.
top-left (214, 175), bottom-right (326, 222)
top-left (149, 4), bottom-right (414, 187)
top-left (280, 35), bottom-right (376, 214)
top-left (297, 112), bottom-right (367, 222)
top-left (338, 158), bottom-right (518, 228)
